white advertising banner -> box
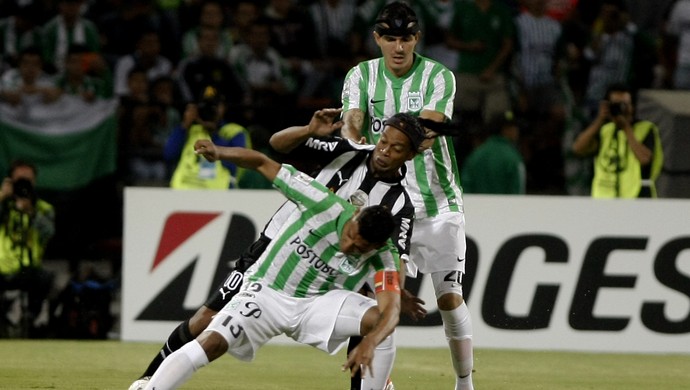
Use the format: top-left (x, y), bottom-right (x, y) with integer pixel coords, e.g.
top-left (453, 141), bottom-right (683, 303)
top-left (122, 188), bottom-right (690, 353)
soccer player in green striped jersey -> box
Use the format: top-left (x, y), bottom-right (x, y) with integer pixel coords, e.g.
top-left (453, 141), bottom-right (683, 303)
top-left (341, 2), bottom-right (475, 389)
top-left (142, 144), bottom-right (403, 390)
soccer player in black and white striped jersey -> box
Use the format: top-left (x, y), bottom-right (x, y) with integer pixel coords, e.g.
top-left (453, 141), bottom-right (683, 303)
top-left (129, 108), bottom-right (427, 390)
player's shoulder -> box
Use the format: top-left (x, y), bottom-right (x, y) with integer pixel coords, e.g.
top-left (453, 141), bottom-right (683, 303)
top-left (416, 53), bottom-right (452, 72)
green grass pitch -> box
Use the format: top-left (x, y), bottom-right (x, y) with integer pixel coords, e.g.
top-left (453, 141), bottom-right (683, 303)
top-left (1, 340), bottom-right (689, 389)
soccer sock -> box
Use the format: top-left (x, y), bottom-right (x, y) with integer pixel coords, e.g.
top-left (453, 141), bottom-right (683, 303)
top-left (144, 340), bottom-right (209, 390)
top-left (348, 336), bottom-right (363, 390)
top-left (360, 333), bottom-right (396, 390)
top-left (142, 319), bottom-right (194, 377)
top-left (439, 301), bottom-right (474, 390)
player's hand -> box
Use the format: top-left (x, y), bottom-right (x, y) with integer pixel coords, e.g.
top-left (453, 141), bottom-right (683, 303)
top-left (418, 130), bottom-right (439, 151)
top-left (194, 139), bottom-right (219, 161)
top-left (401, 289), bottom-right (427, 321)
top-left (342, 336), bottom-right (376, 379)
top-left (308, 108), bottom-right (344, 137)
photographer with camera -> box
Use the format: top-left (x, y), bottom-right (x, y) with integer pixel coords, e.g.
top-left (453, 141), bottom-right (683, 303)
top-left (572, 83), bottom-right (664, 198)
top-left (0, 159), bottom-right (55, 336)
top-left (164, 86), bottom-right (250, 190)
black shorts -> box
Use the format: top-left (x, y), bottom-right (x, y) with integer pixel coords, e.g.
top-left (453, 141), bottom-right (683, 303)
top-left (204, 234), bottom-right (272, 311)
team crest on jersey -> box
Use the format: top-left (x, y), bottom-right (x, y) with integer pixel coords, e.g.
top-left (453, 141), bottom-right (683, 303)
top-left (407, 91), bottom-right (422, 112)
top-left (335, 252), bottom-right (360, 275)
top-left (338, 257), bottom-right (357, 275)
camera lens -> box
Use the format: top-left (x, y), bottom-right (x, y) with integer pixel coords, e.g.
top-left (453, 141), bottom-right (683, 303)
top-left (13, 178), bottom-right (34, 200)
top-left (609, 102), bottom-right (623, 116)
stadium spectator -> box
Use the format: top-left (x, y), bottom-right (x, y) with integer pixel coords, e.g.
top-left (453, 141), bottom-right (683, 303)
top-left (0, 159), bottom-right (55, 337)
top-left (513, 0), bottom-right (567, 193)
top-left (227, 19), bottom-right (296, 130)
top-left (263, 0), bottom-right (317, 65)
top-left (118, 74), bottom-right (179, 187)
top-left (340, 2), bottom-right (475, 389)
top-left (94, 0), bottom-right (175, 69)
top-left (40, 0), bottom-right (100, 74)
top-left (55, 44), bottom-right (112, 101)
top-left (148, 75), bottom-right (181, 146)
top-left (129, 108), bottom-right (424, 390)
top-left (113, 29), bottom-right (173, 97)
top-left (165, 86), bottom-right (250, 190)
top-left (461, 111), bottom-right (525, 194)
top-left (175, 25), bottom-right (246, 114)
top-left (262, 0), bottom-right (319, 122)
top-left (180, 0), bottom-right (233, 60)
top-left (0, 46), bottom-right (61, 106)
top-left (227, 0), bottom-right (260, 46)
top-left (417, 0), bottom-right (460, 70)
top-left (664, 0), bottom-right (690, 90)
top-left (557, 3), bottom-right (594, 109)
top-left (0, 1), bottom-right (43, 75)
top-left (572, 83), bottom-right (664, 198)
top-left (446, 0), bottom-right (515, 131)
top-left (303, 0), bottom-right (358, 109)
top-left (582, 0), bottom-right (636, 119)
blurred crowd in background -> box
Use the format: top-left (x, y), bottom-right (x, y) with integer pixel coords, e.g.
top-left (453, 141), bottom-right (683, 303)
top-left (0, 0), bottom-right (688, 336)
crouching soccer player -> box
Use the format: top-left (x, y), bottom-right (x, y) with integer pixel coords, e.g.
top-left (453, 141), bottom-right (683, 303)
top-left (142, 144), bottom-right (402, 390)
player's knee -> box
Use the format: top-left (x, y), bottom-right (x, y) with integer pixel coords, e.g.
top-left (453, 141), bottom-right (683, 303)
top-left (196, 330), bottom-right (229, 362)
top-left (189, 306), bottom-right (217, 336)
top-left (437, 292), bottom-right (463, 311)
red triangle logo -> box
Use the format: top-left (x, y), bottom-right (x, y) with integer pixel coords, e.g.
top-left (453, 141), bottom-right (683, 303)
top-left (151, 212), bottom-right (221, 271)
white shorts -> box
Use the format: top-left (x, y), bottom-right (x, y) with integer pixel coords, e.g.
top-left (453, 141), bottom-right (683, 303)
top-left (205, 281), bottom-right (376, 361)
top-left (408, 211), bottom-right (466, 276)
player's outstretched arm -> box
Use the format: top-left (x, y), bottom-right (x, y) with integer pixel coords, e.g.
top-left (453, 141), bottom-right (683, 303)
top-left (194, 140), bottom-right (281, 181)
top-left (270, 108), bottom-right (344, 153)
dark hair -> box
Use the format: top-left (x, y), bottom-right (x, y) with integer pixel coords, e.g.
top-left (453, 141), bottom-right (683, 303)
top-left (604, 83), bottom-right (631, 100)
top-left (383, 112), bottom-right (426, 152)
top-left (375, 1), bottom-right (419, 37)
top-left (357, 205), bottom-right (395, 244)
top-left (8, 159), bottom-right (37, 178)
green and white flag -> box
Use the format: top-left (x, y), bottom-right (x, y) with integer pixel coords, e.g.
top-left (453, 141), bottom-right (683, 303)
top-left (0, 95), bottom-right (118, 191)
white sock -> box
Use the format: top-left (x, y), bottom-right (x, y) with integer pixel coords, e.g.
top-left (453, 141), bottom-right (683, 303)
top-left (144, 340), bottom-right (209, 390)
top-left (440, 302), bottom-right (474, 390)
top-left (360, 333), bottom-right (396, 390)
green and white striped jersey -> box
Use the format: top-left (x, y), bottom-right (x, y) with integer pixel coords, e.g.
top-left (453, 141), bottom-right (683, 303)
top-left (341, 54), bottom-right (463, 218)
top-left (246, 165), bottom-right (399, 298)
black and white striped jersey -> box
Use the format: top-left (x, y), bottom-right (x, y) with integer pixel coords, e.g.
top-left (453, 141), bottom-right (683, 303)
top-left (262, 136), bottom-right (414, 260)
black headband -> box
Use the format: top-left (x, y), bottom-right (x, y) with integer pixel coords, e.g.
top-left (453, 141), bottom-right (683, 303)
top-left (374, 17), bottom-right (420, 37)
